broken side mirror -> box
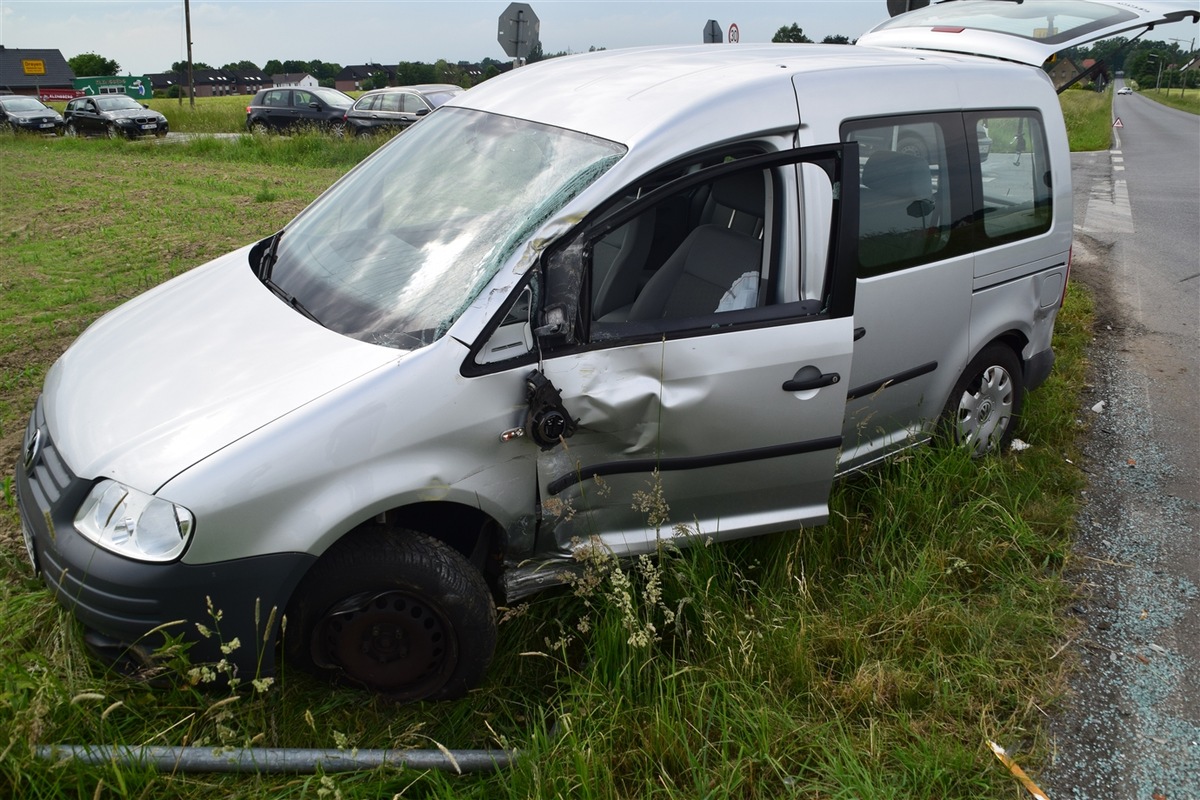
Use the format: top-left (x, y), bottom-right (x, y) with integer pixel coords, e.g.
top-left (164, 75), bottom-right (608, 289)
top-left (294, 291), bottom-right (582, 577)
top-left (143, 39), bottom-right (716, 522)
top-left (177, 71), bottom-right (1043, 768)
top-left (534, 239), bottom-right (585, 347)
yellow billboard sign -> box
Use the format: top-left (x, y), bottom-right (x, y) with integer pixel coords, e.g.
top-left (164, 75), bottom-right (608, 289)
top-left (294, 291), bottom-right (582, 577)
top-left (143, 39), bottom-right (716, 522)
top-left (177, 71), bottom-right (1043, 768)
top-left (22, 59), bottom-right (47, 75)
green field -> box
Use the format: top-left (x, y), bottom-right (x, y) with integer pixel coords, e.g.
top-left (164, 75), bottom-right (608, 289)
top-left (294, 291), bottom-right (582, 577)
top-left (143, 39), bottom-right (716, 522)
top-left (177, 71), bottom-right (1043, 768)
top-left (0, 121), bottom-right (1096, 798)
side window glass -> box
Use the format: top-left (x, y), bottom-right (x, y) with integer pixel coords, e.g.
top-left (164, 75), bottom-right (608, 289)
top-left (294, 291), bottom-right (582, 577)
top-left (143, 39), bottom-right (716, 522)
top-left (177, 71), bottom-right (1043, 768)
top-left (293, 90), bottom-right (313, 107)
top-left (400, 94), bottom-right (425, 114)
top-left (845, 118), bottom-right (954, 277)
top-left (970, 112), bottom-right (1051, 244)
top-left (379, 94), bottom-right (401, 113)
top-left (588, 166), bottom-right (773, 336)
top-left (358, 95), bottom-right (379, 112)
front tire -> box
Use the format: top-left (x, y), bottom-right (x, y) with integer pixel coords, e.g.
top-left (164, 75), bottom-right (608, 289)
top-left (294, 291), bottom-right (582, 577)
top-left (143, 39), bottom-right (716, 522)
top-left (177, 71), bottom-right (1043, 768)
top-left (285, 529), bottom-right (497, 702)
top-left (941, 343), bottom-right (1023, 456)
top-left (65, 122), bottom-right (78, 137)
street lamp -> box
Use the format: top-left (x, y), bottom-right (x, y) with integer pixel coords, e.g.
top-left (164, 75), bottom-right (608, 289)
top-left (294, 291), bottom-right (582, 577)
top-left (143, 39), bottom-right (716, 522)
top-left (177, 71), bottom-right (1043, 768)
top-left (1166, 38), bottom-right (1196, 93)
top-left (1146, 52), bottom-right (1165, 92)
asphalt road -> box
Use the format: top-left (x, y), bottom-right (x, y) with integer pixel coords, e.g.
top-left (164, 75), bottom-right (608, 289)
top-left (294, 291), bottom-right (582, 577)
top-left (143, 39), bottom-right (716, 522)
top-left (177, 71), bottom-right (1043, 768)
top-left (1039, 84), bottom-right (1200, 799)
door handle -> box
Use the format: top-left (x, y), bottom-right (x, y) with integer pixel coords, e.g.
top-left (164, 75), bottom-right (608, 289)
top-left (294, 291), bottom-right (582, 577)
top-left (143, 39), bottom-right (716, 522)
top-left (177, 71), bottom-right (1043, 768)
top-left (782, 365), bottom-right (840, 392)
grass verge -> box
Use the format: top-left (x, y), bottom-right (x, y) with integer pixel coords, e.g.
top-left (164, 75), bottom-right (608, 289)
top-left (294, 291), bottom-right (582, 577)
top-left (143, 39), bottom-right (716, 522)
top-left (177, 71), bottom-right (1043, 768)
top-left (1132, 85), bottom-right (1200, 115)
top-left (0, 132), bottom-right (1093, 798)
top-left (1059, 88), bottom-right (1116, 150)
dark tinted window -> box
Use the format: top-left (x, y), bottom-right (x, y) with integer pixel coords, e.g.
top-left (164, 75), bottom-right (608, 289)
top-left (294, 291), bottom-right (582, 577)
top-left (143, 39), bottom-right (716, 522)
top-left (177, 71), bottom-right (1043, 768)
top-left (844, 115), bottom-right (964, 277)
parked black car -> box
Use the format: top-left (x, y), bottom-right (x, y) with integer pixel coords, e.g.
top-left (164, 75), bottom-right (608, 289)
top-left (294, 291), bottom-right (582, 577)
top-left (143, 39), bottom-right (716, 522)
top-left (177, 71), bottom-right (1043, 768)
top-left (344, 84), bottom-right (463, 137)
top-left (63, 95), bottom-right (168, 138)
top-left (0, 95), bottom-right (65, 135)
top-left (245, 86), bottom-right (354, 135)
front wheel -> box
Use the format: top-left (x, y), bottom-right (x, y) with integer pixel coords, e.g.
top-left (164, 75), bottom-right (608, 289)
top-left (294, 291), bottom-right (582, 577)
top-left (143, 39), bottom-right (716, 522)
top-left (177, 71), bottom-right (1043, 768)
top-left (64, 122), bottom-right (78, 137)
top-left (941, 343), bottom-right (1023, 456)
top-left (106, 125), bottom-right (121, 140)
top-left (284, 529), bottom-right (497, 702)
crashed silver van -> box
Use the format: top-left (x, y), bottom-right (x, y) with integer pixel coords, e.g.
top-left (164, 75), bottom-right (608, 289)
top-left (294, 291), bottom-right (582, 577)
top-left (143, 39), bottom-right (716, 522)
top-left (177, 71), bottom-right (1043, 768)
top-left (16, 1), bottom-right (1197, 701)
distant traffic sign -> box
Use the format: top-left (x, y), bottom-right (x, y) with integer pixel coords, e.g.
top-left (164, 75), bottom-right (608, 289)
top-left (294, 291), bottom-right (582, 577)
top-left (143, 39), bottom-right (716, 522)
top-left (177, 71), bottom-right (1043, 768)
top-left (703, 19), bottom-right (722, 44)
top-left (728, 23), bottom-right (740, 44)
top-left (498, 2), bottom-right (540, 60)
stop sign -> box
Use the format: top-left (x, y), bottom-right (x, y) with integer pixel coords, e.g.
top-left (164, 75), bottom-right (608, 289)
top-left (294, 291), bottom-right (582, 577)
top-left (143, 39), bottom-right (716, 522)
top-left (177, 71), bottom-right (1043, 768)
top-left (498, 2), bottom-right (541, 59)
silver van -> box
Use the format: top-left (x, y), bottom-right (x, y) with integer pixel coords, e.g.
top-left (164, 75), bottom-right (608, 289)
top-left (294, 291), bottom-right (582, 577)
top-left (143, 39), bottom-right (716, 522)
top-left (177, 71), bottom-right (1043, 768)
top-left (16, 1), bottom-right (1197, 701)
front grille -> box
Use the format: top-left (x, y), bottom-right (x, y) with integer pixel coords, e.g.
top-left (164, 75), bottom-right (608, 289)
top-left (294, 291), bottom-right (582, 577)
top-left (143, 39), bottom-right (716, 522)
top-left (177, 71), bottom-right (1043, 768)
top-left (24, 399), bottom-right (73, 510)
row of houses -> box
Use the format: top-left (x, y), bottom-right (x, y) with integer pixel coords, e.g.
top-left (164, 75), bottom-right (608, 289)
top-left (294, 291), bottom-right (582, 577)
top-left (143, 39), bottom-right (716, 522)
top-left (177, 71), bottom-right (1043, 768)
top-left (146, 63), bottom-right (492, 97)
top-left (3, 47), bottom-right (492, 99)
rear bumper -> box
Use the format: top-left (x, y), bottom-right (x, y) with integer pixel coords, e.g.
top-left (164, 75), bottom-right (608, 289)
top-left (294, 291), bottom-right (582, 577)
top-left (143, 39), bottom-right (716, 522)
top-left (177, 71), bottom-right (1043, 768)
top-left (1025, 346), bottom-right (1055, 393)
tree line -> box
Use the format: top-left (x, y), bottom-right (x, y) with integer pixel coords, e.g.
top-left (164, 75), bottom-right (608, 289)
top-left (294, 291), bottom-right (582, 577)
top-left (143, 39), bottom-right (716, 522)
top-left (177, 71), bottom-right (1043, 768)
top-left (1065, 37), bottom-right (1199, 90)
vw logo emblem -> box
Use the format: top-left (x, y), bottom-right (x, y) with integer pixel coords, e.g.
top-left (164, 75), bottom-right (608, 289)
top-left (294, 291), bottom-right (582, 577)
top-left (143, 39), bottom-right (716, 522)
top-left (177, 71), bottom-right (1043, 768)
top-left (23, 427), bottom-right (43, 472)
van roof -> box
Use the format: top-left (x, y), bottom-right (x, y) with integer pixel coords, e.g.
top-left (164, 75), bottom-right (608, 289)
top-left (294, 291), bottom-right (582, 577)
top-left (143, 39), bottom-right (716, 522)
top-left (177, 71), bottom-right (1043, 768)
top-left (452, 44), bottom-right (1035, 150)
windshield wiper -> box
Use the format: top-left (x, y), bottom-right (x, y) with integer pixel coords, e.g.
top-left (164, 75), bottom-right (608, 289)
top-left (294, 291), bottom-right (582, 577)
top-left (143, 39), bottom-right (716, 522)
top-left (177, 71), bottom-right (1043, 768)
top-left (255, 232), bottom-right (322, 324)
top-left (262, 275), bottom-right (322, 325)
top-left (257, 231), bottom-right (282, 280)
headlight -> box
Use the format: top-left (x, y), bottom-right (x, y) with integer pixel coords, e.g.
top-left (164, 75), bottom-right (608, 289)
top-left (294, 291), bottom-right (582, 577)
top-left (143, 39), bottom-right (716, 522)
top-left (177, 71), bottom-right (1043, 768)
top-left (74, 480), bottom-right (195, 562)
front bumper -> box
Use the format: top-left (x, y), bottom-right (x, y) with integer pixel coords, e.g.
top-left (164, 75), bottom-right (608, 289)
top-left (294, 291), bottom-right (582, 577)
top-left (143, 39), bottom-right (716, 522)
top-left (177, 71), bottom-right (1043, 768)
top-left (15, 398), bottom-right (314, 678)
top-left (10, 118), bottom-right (63, 134)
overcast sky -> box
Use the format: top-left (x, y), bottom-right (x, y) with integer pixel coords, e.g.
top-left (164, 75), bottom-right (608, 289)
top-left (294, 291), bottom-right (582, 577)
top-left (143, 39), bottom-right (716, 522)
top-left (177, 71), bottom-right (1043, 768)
top-left (2, 1), bottom-right (895, 75)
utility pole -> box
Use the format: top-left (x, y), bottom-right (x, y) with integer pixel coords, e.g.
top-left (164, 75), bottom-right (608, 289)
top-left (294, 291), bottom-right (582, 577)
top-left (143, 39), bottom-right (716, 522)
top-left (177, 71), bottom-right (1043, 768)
top-left (185, 0), bottom-right (195, 109)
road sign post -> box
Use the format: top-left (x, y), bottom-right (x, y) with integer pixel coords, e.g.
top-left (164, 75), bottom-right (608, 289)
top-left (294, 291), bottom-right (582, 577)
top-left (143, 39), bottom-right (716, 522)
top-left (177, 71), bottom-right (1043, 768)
top-left (703, 19), bottom-right (723, 44)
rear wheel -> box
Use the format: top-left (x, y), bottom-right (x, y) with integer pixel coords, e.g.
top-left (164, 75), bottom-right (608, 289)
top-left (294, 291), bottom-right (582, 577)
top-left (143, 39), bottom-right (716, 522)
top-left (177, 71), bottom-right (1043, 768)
top-left (941, 343), bottom-right (1023, 456)
top-left (285, 529), bottom-right (497, 702)
top-left (249, 120), bottom-right (270, 135)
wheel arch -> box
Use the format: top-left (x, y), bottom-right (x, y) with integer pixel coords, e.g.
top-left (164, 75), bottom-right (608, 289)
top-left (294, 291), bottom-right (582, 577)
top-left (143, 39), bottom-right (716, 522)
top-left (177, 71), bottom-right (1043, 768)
top-left (295, 499), bottom-right (510, 599)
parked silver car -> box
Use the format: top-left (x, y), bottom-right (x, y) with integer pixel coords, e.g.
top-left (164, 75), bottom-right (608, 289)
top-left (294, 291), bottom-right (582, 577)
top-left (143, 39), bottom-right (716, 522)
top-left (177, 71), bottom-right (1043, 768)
top-left (16, 0), bottom-right (1195, 702)
top-left (344, 84), bottom-right (462, 137)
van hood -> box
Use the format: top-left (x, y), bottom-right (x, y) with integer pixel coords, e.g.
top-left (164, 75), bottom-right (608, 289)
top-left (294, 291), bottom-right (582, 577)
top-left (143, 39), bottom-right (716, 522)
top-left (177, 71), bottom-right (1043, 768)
top-left (858, 1), bottom-right (1198, 67)
top-left (43, 245), bottom-right (398, 492)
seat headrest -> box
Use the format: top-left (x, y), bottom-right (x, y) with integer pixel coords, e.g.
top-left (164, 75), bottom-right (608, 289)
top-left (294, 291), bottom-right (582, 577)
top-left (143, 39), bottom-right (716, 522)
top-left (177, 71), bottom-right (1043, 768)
top-left (711, 171), bottom-right (765, 217)
top-left (862, 151), bottom-right (932, 200)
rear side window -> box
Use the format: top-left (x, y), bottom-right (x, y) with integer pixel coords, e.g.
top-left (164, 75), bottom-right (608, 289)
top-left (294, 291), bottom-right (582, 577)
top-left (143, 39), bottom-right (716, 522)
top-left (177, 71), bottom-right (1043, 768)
top-left (967, 111), bottom-right (1052, 245)
top-left (844, 115), bottom-right (966, 277)
top-left (844, 109), bottom-right (1052, 276)
top-left (400, 94), bottom-right (427, 114)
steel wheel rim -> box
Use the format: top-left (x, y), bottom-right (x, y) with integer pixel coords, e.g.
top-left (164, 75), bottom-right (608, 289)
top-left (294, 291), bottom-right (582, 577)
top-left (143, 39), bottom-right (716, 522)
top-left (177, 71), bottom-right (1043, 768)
top-left (955, 364), bottom-right (1014, 455)
top-left (316, 590), bottom-right (453, 695)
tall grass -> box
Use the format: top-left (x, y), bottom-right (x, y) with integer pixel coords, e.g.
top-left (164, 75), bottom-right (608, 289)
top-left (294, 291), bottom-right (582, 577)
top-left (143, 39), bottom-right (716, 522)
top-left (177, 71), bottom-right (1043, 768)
top-left (1059, 88), bottom-right (1116, 151)
top-left (0, 133), bottom-right (1094, 798)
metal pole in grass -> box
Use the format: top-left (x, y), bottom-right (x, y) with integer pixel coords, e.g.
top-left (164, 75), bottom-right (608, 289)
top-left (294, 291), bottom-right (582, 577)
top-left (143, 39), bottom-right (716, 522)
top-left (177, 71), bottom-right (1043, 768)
top-left (37, 744), bottom-right (516, 774)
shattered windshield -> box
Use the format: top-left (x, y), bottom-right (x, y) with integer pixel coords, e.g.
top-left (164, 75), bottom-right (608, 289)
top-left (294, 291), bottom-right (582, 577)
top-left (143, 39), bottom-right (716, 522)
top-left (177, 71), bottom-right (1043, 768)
top-left (268, 107), bottom-right (625, 349)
